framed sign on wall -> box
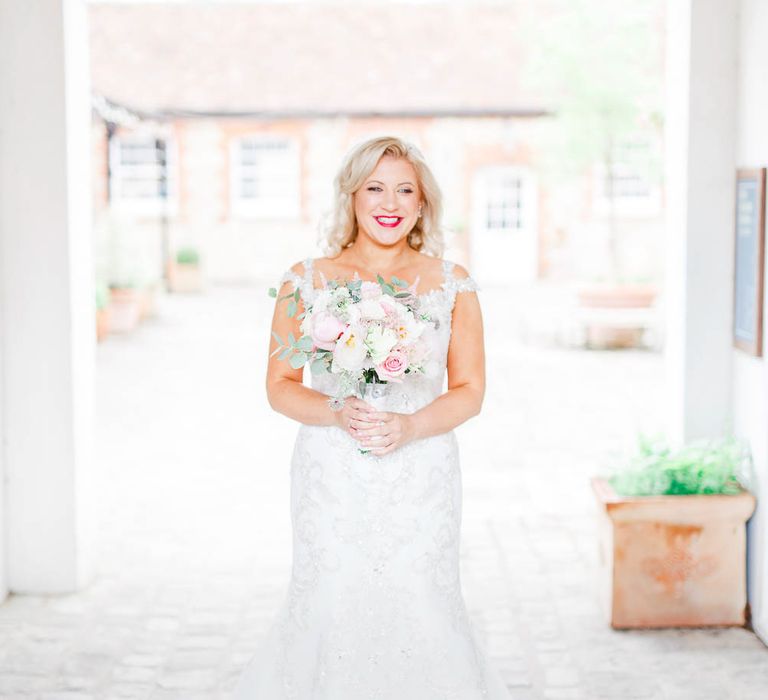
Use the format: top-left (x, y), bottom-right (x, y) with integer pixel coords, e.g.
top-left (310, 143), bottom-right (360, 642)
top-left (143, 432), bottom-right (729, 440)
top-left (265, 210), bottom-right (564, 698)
top-left (733, 168), bottom-right (766, 356)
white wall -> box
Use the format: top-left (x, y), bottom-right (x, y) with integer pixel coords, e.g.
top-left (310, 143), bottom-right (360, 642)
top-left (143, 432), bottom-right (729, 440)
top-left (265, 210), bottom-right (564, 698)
top-left (734, 0), bottom-right (768, 645)
top-left (664, 0), bottom-right (738, 446)
top-left (0, 0), bottom-right (95, 594)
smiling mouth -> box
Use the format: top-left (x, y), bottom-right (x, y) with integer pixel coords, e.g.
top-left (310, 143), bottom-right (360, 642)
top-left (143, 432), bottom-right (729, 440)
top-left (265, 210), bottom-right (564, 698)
top-left (374, 216), bottom-right (403, 228)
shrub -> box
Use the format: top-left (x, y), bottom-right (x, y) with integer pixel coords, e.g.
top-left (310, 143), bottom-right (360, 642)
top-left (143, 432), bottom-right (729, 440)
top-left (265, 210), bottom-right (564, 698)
top-left (607, 433), bottom-right (754, 496)
top-left (176, 247), bottom-right (200, 265)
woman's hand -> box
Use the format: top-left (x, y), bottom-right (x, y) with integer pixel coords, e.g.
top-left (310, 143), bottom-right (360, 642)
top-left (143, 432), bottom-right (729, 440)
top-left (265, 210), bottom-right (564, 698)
top-left (349, 410), bottom-right (417, 456)
top-left (332, 396), bottom-right (380, 438)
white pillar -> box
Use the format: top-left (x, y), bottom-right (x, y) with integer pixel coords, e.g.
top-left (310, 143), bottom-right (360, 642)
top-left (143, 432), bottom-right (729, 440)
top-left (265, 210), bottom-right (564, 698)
top-left (664, 0), bottom-right (738, 443)
top-left (0, 0), bottom-right (94, 594)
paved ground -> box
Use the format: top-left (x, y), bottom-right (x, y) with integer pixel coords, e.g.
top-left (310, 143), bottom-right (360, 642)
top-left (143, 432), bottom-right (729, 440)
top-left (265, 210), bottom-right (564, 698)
top-left (0, 281), bottom-right (765, 700)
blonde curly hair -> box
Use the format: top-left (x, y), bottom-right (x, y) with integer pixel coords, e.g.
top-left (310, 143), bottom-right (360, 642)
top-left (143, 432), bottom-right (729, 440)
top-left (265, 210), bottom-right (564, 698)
top-left (319, 136), bottom-right (445, 258)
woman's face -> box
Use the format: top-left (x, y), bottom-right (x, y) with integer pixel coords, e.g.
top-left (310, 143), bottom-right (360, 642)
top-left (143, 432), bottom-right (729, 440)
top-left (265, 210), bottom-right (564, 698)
top-left (353, 155), bottom-right (423, 248)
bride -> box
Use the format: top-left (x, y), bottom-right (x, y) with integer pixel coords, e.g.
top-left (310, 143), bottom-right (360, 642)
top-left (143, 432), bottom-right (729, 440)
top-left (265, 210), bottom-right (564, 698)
top-left (233, 136), bottom-right (512, 699)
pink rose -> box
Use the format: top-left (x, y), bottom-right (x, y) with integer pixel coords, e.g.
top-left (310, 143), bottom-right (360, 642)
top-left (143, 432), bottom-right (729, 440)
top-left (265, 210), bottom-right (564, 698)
top-left (376, 349), bottom-right (409, 382)
top-left (311, 311), bottom-right (346, 351)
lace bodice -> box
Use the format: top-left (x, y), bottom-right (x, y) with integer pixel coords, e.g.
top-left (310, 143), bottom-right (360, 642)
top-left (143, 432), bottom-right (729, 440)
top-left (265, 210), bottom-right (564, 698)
top-left (278, 257), bottom-right (480, 413)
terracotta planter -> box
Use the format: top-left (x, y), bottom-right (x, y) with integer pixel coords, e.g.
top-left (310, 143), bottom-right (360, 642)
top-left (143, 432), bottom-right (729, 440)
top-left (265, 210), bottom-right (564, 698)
top-left (168, 262), bottom-right (203, 293)
top-left (95, 308), bottom-right (111, 342)
top-left (576, 283), bottom-right (658, 349)
top-left (577, 283), bottom-right (657, 308)
top-left (591, 476), bottom-right (756, 629)
top-left (108, 287), bottom-right (142, 333)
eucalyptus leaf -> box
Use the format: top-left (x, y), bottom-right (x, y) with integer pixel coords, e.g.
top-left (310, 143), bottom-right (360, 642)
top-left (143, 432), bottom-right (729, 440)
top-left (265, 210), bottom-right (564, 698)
top-left (271, 330), bottom-right (284, 346)
top-left (296, 335), bottom-right (314, 352)
top-left (310, 358), bottom-right (329, 374)
top-left (268, 287), bottom-right (277, 298)
top-left (279, 347), bottom-right (292, 361)
top-left (287, 331), bottom-right (296, 346)
top-left (287, 299), bottom-right (298, 317)
top-left (289, 352), bottom-right (307, 369)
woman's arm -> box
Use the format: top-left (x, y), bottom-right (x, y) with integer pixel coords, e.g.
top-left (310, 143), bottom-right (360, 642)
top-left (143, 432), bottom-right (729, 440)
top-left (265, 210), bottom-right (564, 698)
top-left (353, 264), bottom-right (486, 454)
top-left (266, 261), bottom-right (380, 432)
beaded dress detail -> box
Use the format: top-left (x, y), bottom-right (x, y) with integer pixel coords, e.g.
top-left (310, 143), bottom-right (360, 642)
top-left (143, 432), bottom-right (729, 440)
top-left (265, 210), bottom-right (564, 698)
top-left (233, 258), bottom-right (512, 700)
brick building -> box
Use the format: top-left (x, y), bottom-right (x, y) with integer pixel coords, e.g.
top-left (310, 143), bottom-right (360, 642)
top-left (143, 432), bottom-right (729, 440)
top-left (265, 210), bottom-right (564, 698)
top-left (87, 2), bottom-right (662, 288)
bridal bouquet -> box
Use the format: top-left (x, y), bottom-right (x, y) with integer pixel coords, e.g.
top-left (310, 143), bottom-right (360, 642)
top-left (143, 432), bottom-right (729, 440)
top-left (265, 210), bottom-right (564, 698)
top-left (268, 273), bottom-right (437, 409)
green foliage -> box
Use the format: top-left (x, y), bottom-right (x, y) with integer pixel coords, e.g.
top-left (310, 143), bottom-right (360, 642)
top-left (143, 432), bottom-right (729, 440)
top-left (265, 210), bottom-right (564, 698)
top-left (176, 247), bottom-right (200, 265)
top-left (95, 281), bottom-right (110, 310)
top-left (606, 433), bottom-right (755, 497)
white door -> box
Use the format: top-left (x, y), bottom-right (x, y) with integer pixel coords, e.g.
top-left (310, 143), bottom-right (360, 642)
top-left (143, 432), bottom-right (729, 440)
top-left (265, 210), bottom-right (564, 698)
top-left (470, 166), bottom-right (538, 285)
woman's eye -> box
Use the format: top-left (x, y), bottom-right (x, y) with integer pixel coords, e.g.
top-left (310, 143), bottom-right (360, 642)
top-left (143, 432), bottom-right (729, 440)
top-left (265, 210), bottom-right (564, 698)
top-left (366, 186), bottom-right (414, 193)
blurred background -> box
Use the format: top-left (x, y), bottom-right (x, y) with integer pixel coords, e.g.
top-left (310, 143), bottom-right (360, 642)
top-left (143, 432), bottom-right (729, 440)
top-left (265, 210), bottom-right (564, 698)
top-left (89, 0), bottom-right (665, 349)
top-left (2, 1), bottom-right (768, 699)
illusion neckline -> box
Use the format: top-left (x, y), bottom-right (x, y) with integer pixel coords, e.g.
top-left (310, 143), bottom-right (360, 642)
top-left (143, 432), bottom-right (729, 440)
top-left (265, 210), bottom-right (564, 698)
top-left (306, 281), bottom-right (450, 301)
top-left (303, 256), bottom-right (453, 301)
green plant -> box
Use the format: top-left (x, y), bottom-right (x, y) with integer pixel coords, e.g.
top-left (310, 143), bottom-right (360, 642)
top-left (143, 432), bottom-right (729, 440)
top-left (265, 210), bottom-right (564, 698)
top-left (606, 433), bottom-right (754, 496)
top-left (176, 247), bottom-right (200, 265)
top-left (95, 281), bottom-right (110, 310)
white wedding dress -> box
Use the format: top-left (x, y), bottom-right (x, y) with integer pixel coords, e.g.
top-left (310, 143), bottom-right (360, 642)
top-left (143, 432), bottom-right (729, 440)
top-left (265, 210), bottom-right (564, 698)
top-left (233, 257), bottom-right (512, 700)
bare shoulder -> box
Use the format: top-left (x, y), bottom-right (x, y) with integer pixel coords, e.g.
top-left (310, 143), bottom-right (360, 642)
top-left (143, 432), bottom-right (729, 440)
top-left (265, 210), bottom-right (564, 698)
top-left (289, 259), bottom-right (307, 276)
top-left (450, 261), bottom-right (472, 280)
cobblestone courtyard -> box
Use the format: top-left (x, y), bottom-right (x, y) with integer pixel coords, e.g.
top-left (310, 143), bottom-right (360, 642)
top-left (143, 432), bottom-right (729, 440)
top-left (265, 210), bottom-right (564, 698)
top-left (0, 283), bottom-right (765, 700)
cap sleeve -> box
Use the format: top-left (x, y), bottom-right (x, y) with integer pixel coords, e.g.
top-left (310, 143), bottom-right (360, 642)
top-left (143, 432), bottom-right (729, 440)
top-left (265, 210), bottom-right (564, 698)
top-left (442, 259), bottom-right (480, 295)
top-left (279, 267), bottom-right (303, 290)
top-left (277, 257), bottom-right (315, 303)
top-left (454, 274), bottom-right (479, 294)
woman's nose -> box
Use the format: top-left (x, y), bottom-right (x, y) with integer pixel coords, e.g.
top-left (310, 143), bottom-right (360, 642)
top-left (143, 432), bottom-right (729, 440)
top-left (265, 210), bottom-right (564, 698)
top-left (382, 190), bottom-right (398, 210)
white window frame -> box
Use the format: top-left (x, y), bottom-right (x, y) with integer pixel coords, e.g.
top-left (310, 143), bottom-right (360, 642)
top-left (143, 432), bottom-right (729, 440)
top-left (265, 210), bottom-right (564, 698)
top-left (592, 138), bottom-right (661, 218)
top-left (230, 135), bottom-right (301, 219)
top-left (109, 134), bottom-right (179, 217)
top-left (475, 165), bottom-right (536, 234)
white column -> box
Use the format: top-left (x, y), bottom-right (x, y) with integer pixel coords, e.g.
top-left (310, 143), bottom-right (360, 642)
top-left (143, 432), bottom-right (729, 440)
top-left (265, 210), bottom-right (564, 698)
top-left (0, 0), bottom-right (95, 594)
top-left (664, 0), bottom-right (738, 442)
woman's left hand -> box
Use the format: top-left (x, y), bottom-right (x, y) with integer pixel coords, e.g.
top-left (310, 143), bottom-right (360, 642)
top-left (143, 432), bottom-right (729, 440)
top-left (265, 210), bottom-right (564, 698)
top-left (351, 410), bottom-right (417, 456)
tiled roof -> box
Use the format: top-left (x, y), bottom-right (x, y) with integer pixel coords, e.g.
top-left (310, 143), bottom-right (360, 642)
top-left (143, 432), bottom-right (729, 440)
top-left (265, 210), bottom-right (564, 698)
top-left (88, 1), bottom-right (547, 116)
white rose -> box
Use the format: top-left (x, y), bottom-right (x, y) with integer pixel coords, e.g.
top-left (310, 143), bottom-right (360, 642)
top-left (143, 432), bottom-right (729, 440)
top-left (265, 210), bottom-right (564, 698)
top-left (358, 299), bottom-right (386, 320)
top-left (364, 325), bottom-right (398, 364)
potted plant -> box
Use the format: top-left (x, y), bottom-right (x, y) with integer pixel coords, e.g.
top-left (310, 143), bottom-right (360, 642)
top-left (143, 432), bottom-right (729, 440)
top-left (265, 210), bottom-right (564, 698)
top-left (168, 246), bottom-right (203, 293)
top-left (95, 280), bottom-right (111, 342)
top-left (107, 277), bottom-right (142, 333)
top-left (591, 433), bottom-right (757, 629)
top-left (576, 273), bottom-right (659, 349)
